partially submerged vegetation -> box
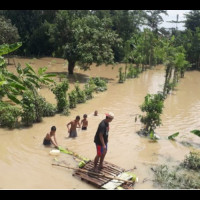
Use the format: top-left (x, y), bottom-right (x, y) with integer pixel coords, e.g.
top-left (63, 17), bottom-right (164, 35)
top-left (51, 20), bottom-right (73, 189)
top-left (153, 151), bottom-right (200, 189)
top-left (0, 43), bottom-right (108, 128)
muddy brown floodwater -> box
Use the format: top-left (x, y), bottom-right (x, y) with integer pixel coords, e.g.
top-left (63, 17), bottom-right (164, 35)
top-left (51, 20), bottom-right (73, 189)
top-left (0, 57), bottom-right (200, 189)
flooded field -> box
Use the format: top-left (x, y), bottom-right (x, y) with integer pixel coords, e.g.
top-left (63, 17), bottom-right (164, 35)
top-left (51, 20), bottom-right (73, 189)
top-left (0, 57), bottom-right (200, 189)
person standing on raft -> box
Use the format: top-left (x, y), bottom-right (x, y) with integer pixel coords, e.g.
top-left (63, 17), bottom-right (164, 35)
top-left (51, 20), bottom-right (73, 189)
top-left (93, 112), bottom-right (114, 172)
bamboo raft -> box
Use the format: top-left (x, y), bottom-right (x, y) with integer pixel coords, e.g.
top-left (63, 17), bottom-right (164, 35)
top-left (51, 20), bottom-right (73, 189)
top-left (72, 160), bottom-right (135, 189)
top-left (53, 147), bottom-right (136, 189)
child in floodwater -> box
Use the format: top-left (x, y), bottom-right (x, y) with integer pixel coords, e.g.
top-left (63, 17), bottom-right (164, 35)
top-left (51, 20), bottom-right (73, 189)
top-left (43, 126), bottom-right (58, 148)
top-left (67, 115), bottom-right (81, 137)
top-left (81, 114), bottom-right (88, 130)
top-left (94, 110), bottom-right (98, 116)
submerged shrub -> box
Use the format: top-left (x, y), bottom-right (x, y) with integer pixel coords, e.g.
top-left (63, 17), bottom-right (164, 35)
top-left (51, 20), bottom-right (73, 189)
top-left (92, 77), bottom-right (107, 91)
top-left (68, 90), bottom-right (77, 109)
top-left (139, 93), bottom-right (164, 136)
top-left (118, 67), bottom-right (125, 83)
top-left (21, 90), bottom-right (56, 126)
top-left (153, 164), bottom-right (200, 189)
top-left (74, 81), bottom-right (86, 103)
top-left (51, 80), bottom-right (69, 112)
top-left (42, 101), bottom-right (57, 117)
top-left (181, 151), bottom-right (200, 171)
top-left (21, 91), bottom-right (36, 126)
top-left (153, 152), bottom-right (200, 189)
top-left (0, 101), bottom-right (21, 128)
top-left (84, 78), bottom-right (96, 100)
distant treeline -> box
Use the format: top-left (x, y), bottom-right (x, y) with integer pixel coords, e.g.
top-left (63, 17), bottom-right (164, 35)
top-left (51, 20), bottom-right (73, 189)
top-left (0, 10), bottom-right (200, 70)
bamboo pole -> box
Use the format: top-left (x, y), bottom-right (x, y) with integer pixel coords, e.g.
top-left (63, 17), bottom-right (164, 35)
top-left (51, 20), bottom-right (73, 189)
top-left (52, 163), bottom-right (134, 184)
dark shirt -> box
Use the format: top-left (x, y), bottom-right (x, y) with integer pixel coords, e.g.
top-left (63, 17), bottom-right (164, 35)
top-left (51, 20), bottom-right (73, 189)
top-left (94, 119), bottom-right (109, 145)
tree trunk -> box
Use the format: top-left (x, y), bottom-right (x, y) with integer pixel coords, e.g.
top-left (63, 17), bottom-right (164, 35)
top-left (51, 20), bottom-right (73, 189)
top-left (68, 60), bottom-right (76, 75)
top-left (163, 65), bottom-right (173, 96)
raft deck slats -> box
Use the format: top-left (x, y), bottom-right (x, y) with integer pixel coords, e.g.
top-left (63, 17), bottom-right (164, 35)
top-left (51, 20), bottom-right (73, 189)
top-left (83, 162), bottom-right (121, 177)
top-left (73, 160), bottom-right (133, 189)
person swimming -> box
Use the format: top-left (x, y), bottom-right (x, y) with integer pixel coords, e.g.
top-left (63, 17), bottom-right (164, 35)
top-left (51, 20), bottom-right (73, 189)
top-left (94, 110), bottom-right (98, 116)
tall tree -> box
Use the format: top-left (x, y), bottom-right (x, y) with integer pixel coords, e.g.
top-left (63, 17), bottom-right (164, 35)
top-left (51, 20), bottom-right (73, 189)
top-left (1, 10), bottom-right (58, 56)
top-left (185, 10), bottom-right (200, 32)
top-left (144, 10), bottom-right (168, 34)
top-left (49, 10), bottom-right (122, 74)
top-left (0, 16), bottom-right (20, 45)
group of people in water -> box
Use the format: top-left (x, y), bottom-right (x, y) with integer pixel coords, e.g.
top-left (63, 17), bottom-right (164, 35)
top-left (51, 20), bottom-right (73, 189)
top-left (43, 110), bottom-right (98, 148)
top-left (43, 110), bottom-right (115, 172)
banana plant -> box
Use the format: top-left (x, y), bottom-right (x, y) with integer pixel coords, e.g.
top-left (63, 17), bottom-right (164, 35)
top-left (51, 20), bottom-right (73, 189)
top-left (0, 42), bottom-right (26, 104)
top-left (0, 42), bottom-right (22, 57)
top-left (0, 42), bottom-right (56, 105)
top-left (0, 71), bottom-right (25, 104)
top-left (16, 63), bottom-right (56, 93)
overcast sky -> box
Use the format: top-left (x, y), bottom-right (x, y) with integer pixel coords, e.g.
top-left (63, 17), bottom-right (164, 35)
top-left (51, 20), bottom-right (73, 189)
top-left (160, 10), bottom-right (191, 30)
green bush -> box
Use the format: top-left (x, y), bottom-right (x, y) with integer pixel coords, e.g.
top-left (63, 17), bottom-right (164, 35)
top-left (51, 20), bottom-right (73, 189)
top-left (42, 101), bottom-right (57, 117)
top-left (153, 164), bottom-right (200, 189)
top-left (61, 104), bottom-right (70, 116)
top-left (126, 64), bottom-right (141, 79)
top-left (68, 90), bottom-right (77, 108)
top-left (92, 77), bottom-right (107, 92)
top-left (139, 93), bottom-right (164, 135)
top-left (84, 78), bottom-right (97, 100)
top-left (51, 80), bottom-right (69, 112)
top-left (74, 81), bottom-right (86, 103)
top-left (21, 90), bottom-right (56, 126)
top-left (33, 95), bottom-right (46, 123)
top-left (118, 67), bottom-right (125, 83)
top-left (181, 151), bottom-right (200, 171)
top-left (21, 91), bottom-right (36, 126)
top-left (0, 102), bottom-right (21, 128)
top-left (126, 64), bottom-right (135, 78)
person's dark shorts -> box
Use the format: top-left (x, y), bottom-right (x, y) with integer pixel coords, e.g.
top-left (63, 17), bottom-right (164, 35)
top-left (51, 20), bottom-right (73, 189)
top-left (96, 144), bottom-right (107, 156)
top-left (70, 130), bottom-right (77, 137)
top-left (43, 138), bottom-right (51, 145)
top-left (82, 127), bottom-right (87, 130)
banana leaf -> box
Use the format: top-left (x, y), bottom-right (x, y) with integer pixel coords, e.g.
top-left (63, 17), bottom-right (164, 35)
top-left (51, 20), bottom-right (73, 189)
top-left (7, 93), bottom-right (21, 104)
top-left (0, 42), bottom-right (22, 56)
top-left (58, 146), bottom-right (73, 155)
top-left (168, 132), bottom-right (179, 140)
top-left (58, 146), bottom-right (90, 162)
top-left (149, 130), bottom-right (158, 140)
top-left (190, 130), bottom-right (200, 137)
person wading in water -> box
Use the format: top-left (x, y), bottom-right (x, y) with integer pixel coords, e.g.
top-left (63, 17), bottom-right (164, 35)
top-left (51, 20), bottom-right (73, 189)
top-left (66, 115), bottom-right (81, 138)
top-left (43, 126), bottom-right (59, 148)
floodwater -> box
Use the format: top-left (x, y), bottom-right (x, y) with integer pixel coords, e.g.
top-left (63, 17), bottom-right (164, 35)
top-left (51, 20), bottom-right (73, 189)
top-left (0, 57), bottom-right (200, 189)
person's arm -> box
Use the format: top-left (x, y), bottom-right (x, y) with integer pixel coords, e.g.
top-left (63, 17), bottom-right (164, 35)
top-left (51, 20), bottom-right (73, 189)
top-left (50, 136), bottom-right (58, 148)
top-left (99, 133), bottom-right (106, 151)
top-left (67, 122), bottom-right (71, 133)
top-left (53, 135), bottom-right (58, 146)
top-left (77, 121), bottom-right (81, 128)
